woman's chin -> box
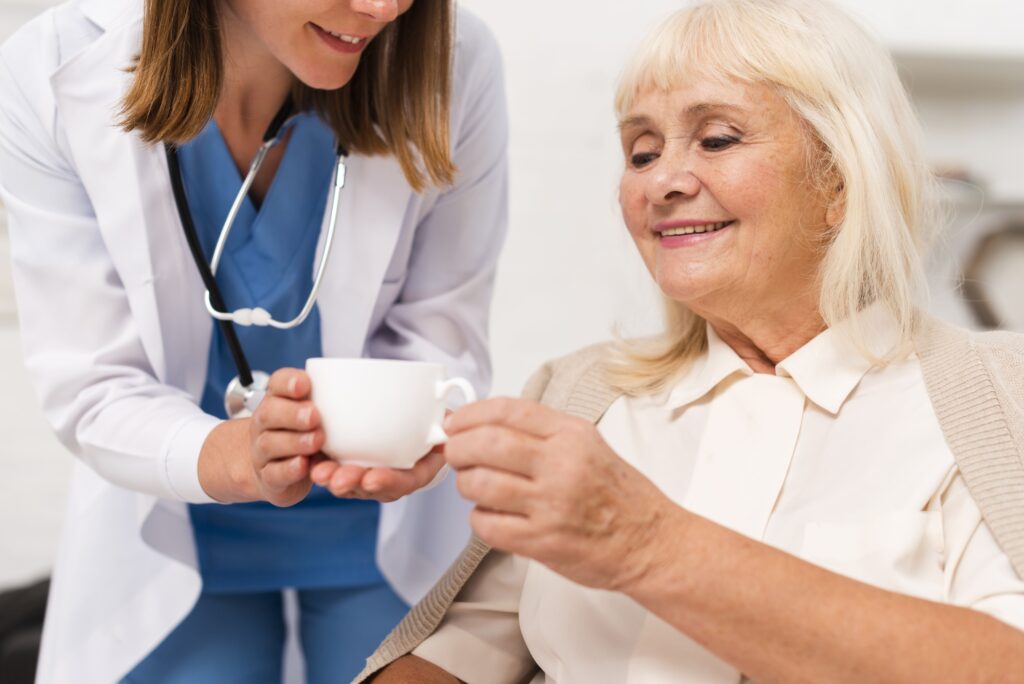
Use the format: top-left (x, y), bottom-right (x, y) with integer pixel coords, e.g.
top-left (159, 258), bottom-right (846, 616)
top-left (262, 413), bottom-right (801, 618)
top-left (292, 64), bottom-right (359, 92)
top-left (655, 275), bottom-right (723, 307)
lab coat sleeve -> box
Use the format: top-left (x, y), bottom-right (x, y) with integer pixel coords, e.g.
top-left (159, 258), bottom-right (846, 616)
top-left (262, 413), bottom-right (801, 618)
top-left (365, 13), bottom-right (508, 399)
top-left (0, 54), bottom-right (219, 504)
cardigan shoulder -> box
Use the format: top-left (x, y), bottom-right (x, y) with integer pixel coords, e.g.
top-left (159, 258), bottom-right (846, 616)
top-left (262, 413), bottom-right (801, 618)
top-left (972, 328), bottom-right (1024, 453)
top-left (973, 329), bottom-right (1024, 408)
top-left (520, 341), bottom-right (620, 420)
top-left (915, 315), bottom-right (1024, 579)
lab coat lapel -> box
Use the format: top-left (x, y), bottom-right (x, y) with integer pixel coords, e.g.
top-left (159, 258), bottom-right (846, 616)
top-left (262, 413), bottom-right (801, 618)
top-left (78, 0), bottom-right (140, 32)
top-left (49, 16), bottom-right (210, 394)
top-left (316, 152), bottom-right (410, 357)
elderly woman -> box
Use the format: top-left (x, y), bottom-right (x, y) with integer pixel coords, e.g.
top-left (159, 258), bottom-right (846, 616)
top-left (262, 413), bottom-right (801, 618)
top-left (357, 0), bottom-right (1024, 681)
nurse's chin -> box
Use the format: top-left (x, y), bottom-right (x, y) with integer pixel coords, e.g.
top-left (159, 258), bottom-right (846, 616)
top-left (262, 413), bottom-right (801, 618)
top-left (291, 63), bottom-right (361, 92)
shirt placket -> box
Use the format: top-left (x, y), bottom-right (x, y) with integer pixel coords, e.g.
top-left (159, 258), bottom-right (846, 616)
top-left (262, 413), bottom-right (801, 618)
top-left (682, 373), bottom-right (805, 539)
top-left (627, 374), bottom-right (806, 684)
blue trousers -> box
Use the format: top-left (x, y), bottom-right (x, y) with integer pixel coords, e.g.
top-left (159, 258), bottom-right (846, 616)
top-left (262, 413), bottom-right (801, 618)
top-left (122, 583), bottom-right (407, 683)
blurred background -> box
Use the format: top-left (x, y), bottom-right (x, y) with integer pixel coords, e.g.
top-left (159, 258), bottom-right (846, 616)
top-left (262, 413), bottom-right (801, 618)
top-left (1, 0), bottom-right (1023, 607)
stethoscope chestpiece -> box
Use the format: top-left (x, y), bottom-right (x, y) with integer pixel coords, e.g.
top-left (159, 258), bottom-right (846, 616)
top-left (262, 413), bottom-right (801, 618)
top-left (224, 370), bottom-right (271, 419)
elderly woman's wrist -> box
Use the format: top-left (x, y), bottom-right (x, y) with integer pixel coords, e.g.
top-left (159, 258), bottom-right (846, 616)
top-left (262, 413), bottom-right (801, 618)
top-left (613, 498), bottom-right (693, 598)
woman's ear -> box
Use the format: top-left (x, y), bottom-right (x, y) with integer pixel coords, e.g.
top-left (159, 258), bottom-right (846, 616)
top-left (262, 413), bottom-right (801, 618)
top-left (825, 184), bottom-right (845, 227)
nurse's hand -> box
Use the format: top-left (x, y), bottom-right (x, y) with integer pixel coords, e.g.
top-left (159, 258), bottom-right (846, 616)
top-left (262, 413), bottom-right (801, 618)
top-left (253, 367), bottom-right (445, 504)
top-left (245, 368), bottom-right (328, 506)
top-left (309, 449), bottom-right (447, 503)
top-left (197, 367), bottom-right (325, 506)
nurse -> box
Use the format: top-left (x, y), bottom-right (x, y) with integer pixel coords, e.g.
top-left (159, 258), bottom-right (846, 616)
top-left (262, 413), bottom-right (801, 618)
top-left (0, 0), bottom-right (506, 682)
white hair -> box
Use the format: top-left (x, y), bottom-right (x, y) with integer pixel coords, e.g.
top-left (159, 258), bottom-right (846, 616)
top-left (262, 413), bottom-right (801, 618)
top-left (609, 0), bottom-right (941, 394)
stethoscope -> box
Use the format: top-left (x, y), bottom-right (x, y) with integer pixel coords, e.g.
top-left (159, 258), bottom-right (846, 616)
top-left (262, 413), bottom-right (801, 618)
top-left (165, 100), bottom-right (349, 418)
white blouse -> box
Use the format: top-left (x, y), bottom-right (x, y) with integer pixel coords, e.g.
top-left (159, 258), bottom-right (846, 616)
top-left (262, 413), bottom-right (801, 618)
top-left (414, 312), bottom-right (1024, 683)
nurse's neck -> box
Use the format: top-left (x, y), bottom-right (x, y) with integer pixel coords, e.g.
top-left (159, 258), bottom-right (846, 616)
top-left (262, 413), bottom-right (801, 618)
top-left (214, 4), bottom-right (294, 198)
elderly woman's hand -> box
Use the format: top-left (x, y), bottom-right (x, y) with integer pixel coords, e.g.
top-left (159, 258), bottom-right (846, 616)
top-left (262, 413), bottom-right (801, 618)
top-left (444, 398), bottom-right (676, 591)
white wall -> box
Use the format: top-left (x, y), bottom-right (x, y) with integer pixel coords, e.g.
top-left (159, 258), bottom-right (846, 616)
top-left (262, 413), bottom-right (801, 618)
top-left (832, 0), bottom-right (1024, 56)
top-left (0, 0), bottom-right (51, 37)
top-left (1, 0), bottom-right (1023, 588)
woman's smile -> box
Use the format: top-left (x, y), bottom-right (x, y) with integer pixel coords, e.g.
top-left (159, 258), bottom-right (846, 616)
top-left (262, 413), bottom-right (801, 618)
top-left (655, 219), bottom-right (736, 248)
top-left (309, 23), bottom-right (371, 54)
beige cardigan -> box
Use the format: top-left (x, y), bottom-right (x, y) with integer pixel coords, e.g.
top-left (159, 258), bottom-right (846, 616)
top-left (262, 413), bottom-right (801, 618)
top-left (355, 315), bottom-right (1024, 682)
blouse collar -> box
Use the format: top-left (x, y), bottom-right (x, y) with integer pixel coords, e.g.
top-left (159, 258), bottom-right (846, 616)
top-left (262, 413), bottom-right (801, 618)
top-left (663, 324), bottom-right (752, 409)
top-left (664, 304), bottom-right (901, 415)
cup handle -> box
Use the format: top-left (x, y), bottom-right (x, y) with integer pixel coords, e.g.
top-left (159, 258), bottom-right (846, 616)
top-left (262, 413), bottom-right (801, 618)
top-left (426, 377), bottom-right (477, 446)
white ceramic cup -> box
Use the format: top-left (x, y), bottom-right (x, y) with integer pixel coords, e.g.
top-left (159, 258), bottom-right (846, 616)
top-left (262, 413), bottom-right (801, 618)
top-left (305, 358), bottom-right (476, 469)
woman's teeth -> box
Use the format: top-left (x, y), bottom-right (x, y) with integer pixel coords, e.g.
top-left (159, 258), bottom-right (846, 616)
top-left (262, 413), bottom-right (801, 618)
top-left (326, 30), bottom-right (364, 44)
top-left (659, 221), bottom-right (731, 237)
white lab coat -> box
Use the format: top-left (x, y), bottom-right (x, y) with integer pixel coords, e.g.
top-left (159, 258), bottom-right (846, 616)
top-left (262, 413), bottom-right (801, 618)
top-left (0, 1), bottom-right (508, 681)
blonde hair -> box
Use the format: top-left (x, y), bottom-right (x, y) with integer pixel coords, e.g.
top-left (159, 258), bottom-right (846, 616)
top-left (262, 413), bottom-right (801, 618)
top-left (121, 0), bottom-right (455, 192)
top-left (608, 0), bottom-right (940, 395)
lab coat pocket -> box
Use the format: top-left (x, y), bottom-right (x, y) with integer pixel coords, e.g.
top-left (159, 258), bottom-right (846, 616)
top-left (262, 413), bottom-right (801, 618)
top-left (800, 512), bottom-right (945, 600)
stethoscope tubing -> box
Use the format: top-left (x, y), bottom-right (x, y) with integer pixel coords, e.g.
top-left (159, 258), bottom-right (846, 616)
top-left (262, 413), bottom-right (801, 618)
top-left (202, 145), bottom-right (347, 329)
top-left (164, 98), bottom-right (348, 409)
top-left (165, 143), bottom-right (256, 389)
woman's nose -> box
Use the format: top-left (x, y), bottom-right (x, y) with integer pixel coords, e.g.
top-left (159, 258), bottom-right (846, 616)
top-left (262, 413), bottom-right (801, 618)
top-left (351, 0), bottom-right (400, 22)
top-left (646, 148), bottom-right (701, 205)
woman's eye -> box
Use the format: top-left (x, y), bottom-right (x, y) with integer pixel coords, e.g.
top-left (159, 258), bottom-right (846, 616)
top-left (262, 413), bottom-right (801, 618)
top-left (630, 152), bottom-right (658, 167)
top-left (700, 135), bottom-right (740, 151)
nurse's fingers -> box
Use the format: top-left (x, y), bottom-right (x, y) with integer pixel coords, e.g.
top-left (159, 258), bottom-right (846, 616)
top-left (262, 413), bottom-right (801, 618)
top-left (358, 450), bottom-right (446, 503)
top-left (252, 396), bottom-right (320, 434)
top-left (252, 428), bottom-right (325, 466)
top-left (313, 460), bottom-right (381, 500)
top-left (267, 368), bottom-right (312, 400)
top-left (326, 463), bottom-right (369, 498)
top-left (317, 451), bottom-right (445, 501)
top-left (259, 455), bottom-right (313, 506)
top-left (309, 457), bottom-right (339, 487)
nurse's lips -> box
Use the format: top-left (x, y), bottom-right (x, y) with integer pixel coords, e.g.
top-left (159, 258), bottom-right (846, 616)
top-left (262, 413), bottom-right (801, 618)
top-left (310, 23), bottom-right (371, 54)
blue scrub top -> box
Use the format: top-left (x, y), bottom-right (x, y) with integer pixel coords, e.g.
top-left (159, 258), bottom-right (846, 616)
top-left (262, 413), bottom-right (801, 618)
top-left (178, 112), bottom-right (384, 593)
